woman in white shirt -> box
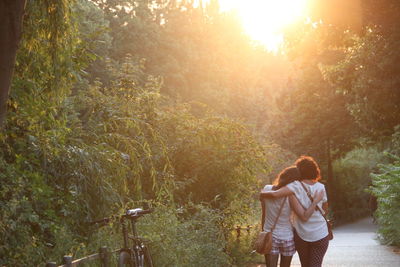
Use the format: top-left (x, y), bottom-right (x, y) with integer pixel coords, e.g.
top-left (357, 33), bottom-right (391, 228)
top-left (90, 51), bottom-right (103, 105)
top-left (261, 166), bottom-right (324, 267)
top-left (261, 156), bottom-right (330, 267)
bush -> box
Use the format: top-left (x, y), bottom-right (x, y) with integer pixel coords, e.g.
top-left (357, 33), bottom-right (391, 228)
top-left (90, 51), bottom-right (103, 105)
top-left (332, 147), bottom-right (386, 223)
top-left (136, 203), bottom-right (231, 267)
top-left (0, 2), bottom-right (271, 264)
top-left (370, 154), bottom-right (400, 246)
top-left (0, 65), bottom-right (267, 265)
top-left (158, 105), bottom-right (267, 220)
top-left (224, 201), bottom-right (265, 266)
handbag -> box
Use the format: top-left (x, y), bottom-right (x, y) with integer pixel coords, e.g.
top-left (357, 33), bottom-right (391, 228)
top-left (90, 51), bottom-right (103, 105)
top-left (254, 197), bottom-right (287, 254)
top-left (299, 182), bottom-right (334, 240)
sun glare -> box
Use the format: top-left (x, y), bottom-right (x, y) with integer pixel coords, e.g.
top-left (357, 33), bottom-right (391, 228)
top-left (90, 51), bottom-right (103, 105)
top-left (218, 0), bottom-right (308, 51)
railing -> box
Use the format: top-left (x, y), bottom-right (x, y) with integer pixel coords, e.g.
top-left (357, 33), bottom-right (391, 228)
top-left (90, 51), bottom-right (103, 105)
top-left (45, 246), bottom-right (120, 267)
top-left (233, 224), bottom-right (257, 239)
top-left (45, 225), bottom-right (257, 265)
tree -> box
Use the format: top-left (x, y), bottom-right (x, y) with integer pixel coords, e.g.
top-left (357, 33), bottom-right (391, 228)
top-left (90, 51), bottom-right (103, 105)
top-left (0, 0), bottom-right (76, 126)
top-left (318, 0), bottom-right (400, 140)
top-left (0, 0), bottom-right (26, 125)
top-left (272, 24), bottom-right (360, 202)
top-left (272, 64), bottom-right (357, 196)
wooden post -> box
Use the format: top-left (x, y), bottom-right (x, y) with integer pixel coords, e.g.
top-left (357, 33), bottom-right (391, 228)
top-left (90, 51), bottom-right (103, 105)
top-left (62, 256), bottom-right (73, 267)
top-left (100, 246), bottom-right (110, 267)
top-left (45, 262), bottom-right (57, 267)
top-left (236, 225), bottom-right (241, 238)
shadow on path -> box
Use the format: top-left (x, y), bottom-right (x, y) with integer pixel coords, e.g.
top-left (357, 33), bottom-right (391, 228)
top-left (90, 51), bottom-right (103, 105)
top-left (249, 217), bottom-right (400, 267)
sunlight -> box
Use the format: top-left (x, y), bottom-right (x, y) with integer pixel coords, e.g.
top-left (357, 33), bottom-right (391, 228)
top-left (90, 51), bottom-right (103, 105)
top-left (218, 0), bottom-right (308, 51)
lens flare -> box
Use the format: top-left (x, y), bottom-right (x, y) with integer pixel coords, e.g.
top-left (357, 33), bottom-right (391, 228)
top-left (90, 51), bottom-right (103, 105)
top-left (218, 0), bottom-right (308, 51)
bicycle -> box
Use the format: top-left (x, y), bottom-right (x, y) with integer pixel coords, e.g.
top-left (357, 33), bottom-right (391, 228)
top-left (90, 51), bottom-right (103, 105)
top-left (90, 208), bottom-right (154, 267)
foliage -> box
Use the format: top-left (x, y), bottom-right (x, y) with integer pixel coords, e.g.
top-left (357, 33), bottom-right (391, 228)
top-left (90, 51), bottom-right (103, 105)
top-left (1, 2), bottom-right (269, 262)
top-left (0, 61), bottom-right (163, 266)
top-left (332, 147), bottom-right (386, 223)
top-left (4, 0), bottom-right (400, 264)
top-left (73, 0), bottom-right (113, 84)
top-left (324, 28), bottom-right (400, 139)
top-left (158, 105), bottom-right (267, 215)
top-left (271, 24), bottom-right (360, 203)
top-left (224, 201), bottom-right (264, 266)
top-left (370, 154), bottom-right (400, 246)
top-left (280, 0), bottom-right (400, 242)
top-left (15, 0), bottom-right (78, 98)
top-left (391, 126), bottom-right (400, 155)
top-left (271, 62), bottom-right (357, 160)
top-left (42, 202), bottom-right (232, 267)
top-left (87, 0), bottom-right (287, 129)
top-left (139, 203), bottom-right (231, 267)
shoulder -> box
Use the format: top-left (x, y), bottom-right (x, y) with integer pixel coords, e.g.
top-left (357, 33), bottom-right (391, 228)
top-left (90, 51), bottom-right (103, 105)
top-left (263, 184), bottom-right (273, 191)
top-left (315, 182), bottom-right (327, 190)
top-left (286, 180), bottom-right (301, 191)
top-left (315, 182), bottom-right (328, 202)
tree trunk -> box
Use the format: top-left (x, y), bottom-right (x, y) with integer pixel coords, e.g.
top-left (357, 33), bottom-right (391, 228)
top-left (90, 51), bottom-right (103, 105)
top-left (0, 0), bottom-right (27, 126)
top-left (326, 138), bottom-right (335, 203)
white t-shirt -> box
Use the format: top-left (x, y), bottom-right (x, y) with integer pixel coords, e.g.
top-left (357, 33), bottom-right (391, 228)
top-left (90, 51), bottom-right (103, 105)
top-left (262, 185), bottom-right (294, 241)
top-left (286, 180), bottom-right (328, 242)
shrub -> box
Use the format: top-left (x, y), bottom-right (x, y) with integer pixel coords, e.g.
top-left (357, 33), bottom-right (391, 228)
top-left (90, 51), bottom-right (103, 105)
top-left (370, 154), bottom-right (400, 246)
top-left (138, 203), bottom-right (231, 267)
top-left (0, 70), bottom-right (266, 265)
top-left (225, 201), bottom-right (265, 266)
top-left (158, 105), bottom-right (267, 220)
top-left (332, 147), bottom-right (386, 223)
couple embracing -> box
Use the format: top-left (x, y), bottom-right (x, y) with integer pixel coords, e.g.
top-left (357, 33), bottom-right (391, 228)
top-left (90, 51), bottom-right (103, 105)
top-left (260, 156), bottom-right (330, 267)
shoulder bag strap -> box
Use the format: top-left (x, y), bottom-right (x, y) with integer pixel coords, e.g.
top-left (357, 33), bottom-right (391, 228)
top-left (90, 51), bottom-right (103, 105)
top-left (299, 182), bottom-right (329, 222)
top-left (271, 197), bottom-right (287, 232)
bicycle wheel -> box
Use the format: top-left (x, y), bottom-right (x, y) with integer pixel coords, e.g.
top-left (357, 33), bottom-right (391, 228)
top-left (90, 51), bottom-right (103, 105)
top-left (118, 251), bottom-right (135, 267)
top-left (143, 246), bottom-right (154, 267)
top-left (134, 244), bottom-right (153, 267)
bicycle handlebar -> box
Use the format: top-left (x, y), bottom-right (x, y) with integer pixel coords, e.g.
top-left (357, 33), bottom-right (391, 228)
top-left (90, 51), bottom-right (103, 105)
top-left (89, 216), bottom-right (114, 226)
top-left (89, 208), bottom-right (152, 226)
top-left (125, 208), bottom-right (152, 217)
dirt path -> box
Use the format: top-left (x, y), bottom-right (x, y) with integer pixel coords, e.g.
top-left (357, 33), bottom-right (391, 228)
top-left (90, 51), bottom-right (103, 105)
top-left (249, 217), bottom-right (400, 267)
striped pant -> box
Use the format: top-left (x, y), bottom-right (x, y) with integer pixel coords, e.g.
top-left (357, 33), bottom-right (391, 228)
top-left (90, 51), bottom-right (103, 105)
top-left (294, 231), bottom-right (329, 267)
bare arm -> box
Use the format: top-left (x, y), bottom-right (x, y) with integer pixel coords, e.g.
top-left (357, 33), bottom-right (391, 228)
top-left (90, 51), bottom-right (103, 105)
top-left (259, 186), bottom-right (293, 200)
top-left (321, 185), bottom-right (329, 215)
top-left (322, 202), bottom-right (329, 215)
top-left (289, 191), bottom-right (324, 222)
top-left (261, 200), bottom-right (266, 231)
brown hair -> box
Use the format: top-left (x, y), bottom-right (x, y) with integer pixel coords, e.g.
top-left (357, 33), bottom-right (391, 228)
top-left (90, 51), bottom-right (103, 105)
top-left (295, 156), bottom-right (321, 181)
top-left (273, 166), bottom-right (300, 190)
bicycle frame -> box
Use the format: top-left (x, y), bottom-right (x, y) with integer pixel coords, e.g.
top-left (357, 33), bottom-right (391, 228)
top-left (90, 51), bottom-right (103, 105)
top-left (120, 215), bottom-right (151, 267)
top-left (90, 208), bottom-right (153, 267)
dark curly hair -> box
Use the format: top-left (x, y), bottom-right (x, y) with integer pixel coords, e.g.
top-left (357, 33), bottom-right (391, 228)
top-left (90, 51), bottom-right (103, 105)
top-left (295, 156), bottom-right (321, 181)
top-left (273, 166), bottom-right (300, 190)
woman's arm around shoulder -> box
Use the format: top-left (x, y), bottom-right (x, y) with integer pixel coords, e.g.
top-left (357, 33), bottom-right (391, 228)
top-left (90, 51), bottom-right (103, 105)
top-left (259, 186), bottom-right (293, 200)
top-left (289, 190), bottom-right (324, 222)
top-left (260, 200), bottom-right (266, 231)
